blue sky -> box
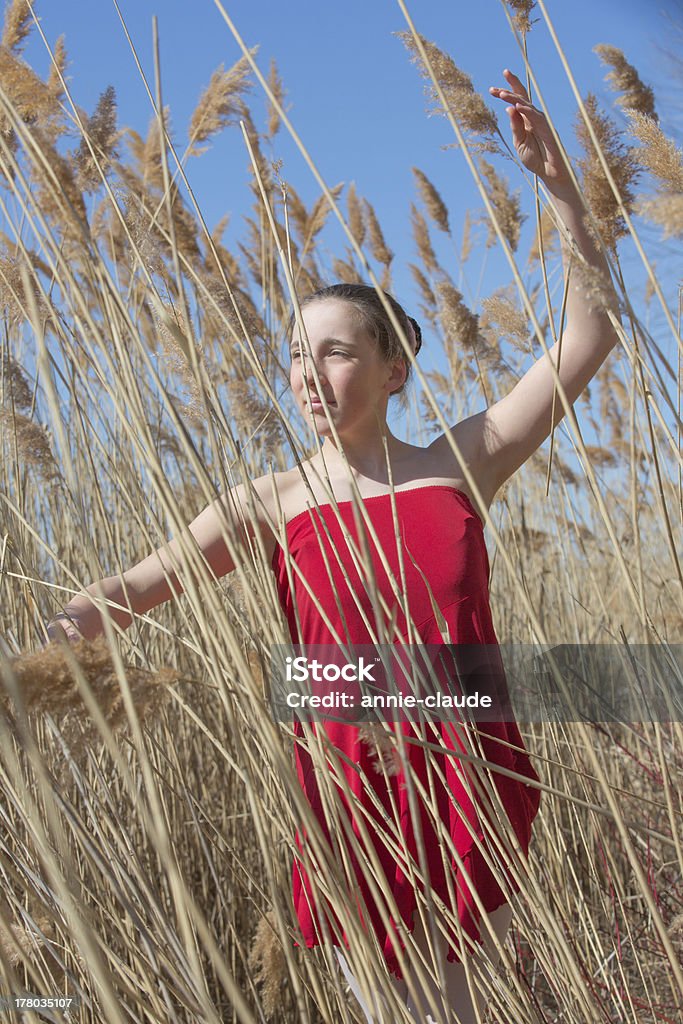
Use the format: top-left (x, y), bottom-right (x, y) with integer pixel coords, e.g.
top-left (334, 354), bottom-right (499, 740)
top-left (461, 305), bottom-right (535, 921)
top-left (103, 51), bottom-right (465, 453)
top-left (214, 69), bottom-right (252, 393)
top-left (21, 0), bottom-right (682, 434)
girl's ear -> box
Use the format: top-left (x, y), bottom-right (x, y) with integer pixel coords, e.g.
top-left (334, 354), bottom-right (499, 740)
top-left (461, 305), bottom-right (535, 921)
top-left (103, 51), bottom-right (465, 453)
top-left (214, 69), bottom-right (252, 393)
top-left (387, 358), bottom-right (408, 395)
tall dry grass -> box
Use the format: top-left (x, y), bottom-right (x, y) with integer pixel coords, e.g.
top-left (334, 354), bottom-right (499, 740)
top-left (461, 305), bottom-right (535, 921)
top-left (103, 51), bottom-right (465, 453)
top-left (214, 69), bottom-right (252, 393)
top-left (0, 0), bottom-right (681, 1020)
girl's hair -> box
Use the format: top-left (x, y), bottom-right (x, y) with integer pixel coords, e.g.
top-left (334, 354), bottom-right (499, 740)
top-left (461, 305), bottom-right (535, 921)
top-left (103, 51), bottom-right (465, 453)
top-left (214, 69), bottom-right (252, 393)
top-left (292, 283), bottom-right (422, 399)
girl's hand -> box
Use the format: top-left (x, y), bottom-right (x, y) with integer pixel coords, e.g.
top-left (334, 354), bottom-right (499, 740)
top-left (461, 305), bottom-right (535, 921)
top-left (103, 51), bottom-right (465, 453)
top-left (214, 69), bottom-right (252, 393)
top-left (45, 615), bottom-right (82, 645)
top-left (489, 69), bottom-right (576, 198)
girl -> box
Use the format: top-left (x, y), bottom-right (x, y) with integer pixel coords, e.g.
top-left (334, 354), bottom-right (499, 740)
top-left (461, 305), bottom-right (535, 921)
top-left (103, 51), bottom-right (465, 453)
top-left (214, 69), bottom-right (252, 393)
top-left (48, 71), bottom-right (620, 1022)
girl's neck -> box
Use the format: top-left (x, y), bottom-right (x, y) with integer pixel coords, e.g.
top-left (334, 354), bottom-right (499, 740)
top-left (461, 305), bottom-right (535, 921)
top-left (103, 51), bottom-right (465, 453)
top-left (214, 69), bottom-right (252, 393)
top-left (319, 433), bottom-right (410, 483)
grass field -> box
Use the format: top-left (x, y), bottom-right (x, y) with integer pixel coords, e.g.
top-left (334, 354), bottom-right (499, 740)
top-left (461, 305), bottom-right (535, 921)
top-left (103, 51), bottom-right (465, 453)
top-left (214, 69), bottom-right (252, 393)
top-left (0, 0), bottom-right (682, 1020)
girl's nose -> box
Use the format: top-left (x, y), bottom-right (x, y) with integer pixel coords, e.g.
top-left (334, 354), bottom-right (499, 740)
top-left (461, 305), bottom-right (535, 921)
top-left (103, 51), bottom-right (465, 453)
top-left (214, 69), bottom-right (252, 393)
top-left (303, 362), bottom-right (327, 386)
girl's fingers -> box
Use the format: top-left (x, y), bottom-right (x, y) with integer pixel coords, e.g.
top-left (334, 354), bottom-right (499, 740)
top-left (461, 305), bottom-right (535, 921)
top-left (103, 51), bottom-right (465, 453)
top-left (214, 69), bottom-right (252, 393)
top-left (507, 107), bottom-right (528, 149)
top-left (489, 87), bottom-right (536, 111)
top-left (503, 68), bottom-right (528, 99)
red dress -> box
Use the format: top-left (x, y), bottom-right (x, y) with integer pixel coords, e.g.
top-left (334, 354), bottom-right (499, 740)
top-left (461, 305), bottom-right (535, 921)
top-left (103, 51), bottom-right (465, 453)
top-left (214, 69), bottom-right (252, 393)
top-left (271, 484), bottom-right (541, 980)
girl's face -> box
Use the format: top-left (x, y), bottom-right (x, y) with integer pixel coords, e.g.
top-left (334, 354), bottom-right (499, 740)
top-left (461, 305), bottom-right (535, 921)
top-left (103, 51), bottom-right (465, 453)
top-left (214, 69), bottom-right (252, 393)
top-left (289, 299), bottom-right (405, 438)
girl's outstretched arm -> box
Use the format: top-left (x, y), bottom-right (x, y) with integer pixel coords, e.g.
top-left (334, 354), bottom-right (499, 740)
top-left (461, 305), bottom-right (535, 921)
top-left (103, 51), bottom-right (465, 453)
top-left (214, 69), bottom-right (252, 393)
top-left (431, 69), bottom-right (621, 502)
top-left (46, 478), bottom-right (277, 643)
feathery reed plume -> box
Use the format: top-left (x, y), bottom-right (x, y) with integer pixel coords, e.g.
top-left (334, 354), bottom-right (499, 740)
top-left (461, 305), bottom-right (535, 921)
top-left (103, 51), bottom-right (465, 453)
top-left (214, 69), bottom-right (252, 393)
top-left (636, 193), bottom-right (683, 239)
top-left (460, 208), bottom-right (473, 263)
top-left (0, 252), bottom-right (40, 321)
top-left (3, 638), bottom-right (181, 751)
top-left (346, 181), bottom-right (365, 247)
top-left (1, 354), bottom-right (32, 411)
top-left (223, 377), bottom-right (282, 458)
top-left (0, 408), bottom-right (58, 482)
top-left (479, 157), bottom-right (525, 251)
top-left (412, 167), bottom-right (450, 233)
top-left (2, 0), bottom-right (32, 54)
top-left (136, 106), bottom-right (171, 191)
top-left (626, 112), bottom-right (683, 190)
top-left (75, 85), bottom-right (118, 192)
top-left (45, 34), bottom-right (67, 108)
top-left (575, 93), bottom-right (639, 250)
top-left (154, 303), bottom-right (205, 425)
top-left (203, 213), bottom-right (243, 284)
top-left (594, 45), bottom-right (657, 121)
top-left (358, 722), bottom-right (402, 776)
top-left (266, 58), bottom-right (284, 138)
top-left (28, 129), bottom-right (88, 252)
top-left (188, 52), bottom-right (256, 155)
top-left (481, 286), bottom-right (530, 352)
top-left (332, 255), bottom-right (363, 284)
top-left (408, 262), bottom-right (437, 324)
top-left (410, 201), bottom-right (437, 271)
top-left (241, 110), bottom-right (273, 199)
top-left (247, 910), bottom-right (286, 1020)
top-left (398, 32), bottom-right (500, 154)
top-left (435, 276), bottom-right (481, 349)
top-left (0, 45), bottom-right (61, 138)
top-left (0, 915), bottom-right (51, 968)
top-left (305, 182), bottom-right (344, 242)
top-left (505, 0), bottom-right (537, 34)
top-left (363, 198), bottom-right (393, 266)
top-left (281, 181), bottom-right (307, 242)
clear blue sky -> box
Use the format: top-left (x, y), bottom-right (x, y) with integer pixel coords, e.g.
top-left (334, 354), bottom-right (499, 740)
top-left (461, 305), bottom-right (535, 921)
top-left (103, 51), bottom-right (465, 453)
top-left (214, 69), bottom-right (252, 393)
top-left (21, 0), bottom-right (681, 414)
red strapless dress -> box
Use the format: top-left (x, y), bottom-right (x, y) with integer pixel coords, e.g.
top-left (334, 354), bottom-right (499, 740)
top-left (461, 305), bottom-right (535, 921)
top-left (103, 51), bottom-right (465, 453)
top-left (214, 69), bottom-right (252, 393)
top-left (271, 484), bottom-right (541, 980)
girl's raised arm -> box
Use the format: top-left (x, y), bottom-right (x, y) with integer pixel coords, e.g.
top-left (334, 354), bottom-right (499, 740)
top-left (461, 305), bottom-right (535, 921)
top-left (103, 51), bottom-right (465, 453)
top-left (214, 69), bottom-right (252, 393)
top-left (46, 478), bottom-right (277, 643)
top-left (431, 70), bottom-right (621, 507)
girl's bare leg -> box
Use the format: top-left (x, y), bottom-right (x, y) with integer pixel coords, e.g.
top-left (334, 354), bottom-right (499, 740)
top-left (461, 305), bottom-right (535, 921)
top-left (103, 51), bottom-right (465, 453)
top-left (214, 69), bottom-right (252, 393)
top-left (335, 904), bottom-right (513, 1023)
top-left (398, 904), bottom-right (514, 1023)
top-left (335, 945), bottom-right (394, 1023)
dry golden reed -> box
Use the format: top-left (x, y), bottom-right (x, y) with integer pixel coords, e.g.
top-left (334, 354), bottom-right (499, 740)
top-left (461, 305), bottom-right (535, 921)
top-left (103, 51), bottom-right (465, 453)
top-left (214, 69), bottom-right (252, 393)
top-left (412, 167), bottom-right (450, 233)
top-left (594, 44), bottom-right (657, 120)
top-left (1, 354), bottom-right (32, 410)
top-left (188, 52), bottom-right (256, 154)
top-left (479, 157), bottom-right (525, 252)
top-left (266, 58), bottom-right (284, 139)
top-left (0, 408), bottom-right (58, 481)
top-left (481, 286), bottom-right (529, 351)
top-left (408, 262), bottom-right (437, 324)
top-left (364, 198), bottom-right (393, 266)
top-left (346, 182), bottom-right (365, 247)
top-left (223, 377), bottom-right (282, 457)
top-left (505, 0), bottom-right (537, 34)
top-left (636, 193), bottom-right (683, 239)
top-left (358, 722), bottom-right (402, 776)
top-left (2, 0), bottom-right (31, 54)
top-left (633, 122), bottom-right (682, 187)
top-left (45, 33), bottom-right (66, 112)
top-left (331, 255), bottom-right (361, 284)
top-left (75, 84), bottom-right (118, 191)
top-left (3, 637), bottom-right (180, 740)
top-left (305, 182), bottom-right (344, 242)
top-left (460, 208), bottom-right (473, 263)
top-left (410, 202), bottom-right (437, 272)
top-left (247, 909), bottom-right (286, 1020)
top-left (397, 32), bottom-right (500, 154)
top-left (435, 277), bottom-right (481, 349)
top-left (575, 93), bottom-right (639, 250)
top-left (0, 48), bottom-right (60, 139)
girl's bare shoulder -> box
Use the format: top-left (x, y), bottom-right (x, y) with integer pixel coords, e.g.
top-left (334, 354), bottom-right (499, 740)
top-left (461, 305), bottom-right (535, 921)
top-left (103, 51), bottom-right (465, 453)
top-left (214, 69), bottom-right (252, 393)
top-left (238, 466), bottom-right (313, 533)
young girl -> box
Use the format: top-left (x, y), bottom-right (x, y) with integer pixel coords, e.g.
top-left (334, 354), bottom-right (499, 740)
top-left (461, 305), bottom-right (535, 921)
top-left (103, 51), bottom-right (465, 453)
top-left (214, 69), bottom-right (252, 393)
top-left (48, 71), bottom-right (620, 1022)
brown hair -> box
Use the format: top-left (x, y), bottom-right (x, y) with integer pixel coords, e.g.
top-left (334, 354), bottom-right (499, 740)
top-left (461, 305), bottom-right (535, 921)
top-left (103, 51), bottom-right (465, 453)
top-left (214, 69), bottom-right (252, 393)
top-left (290, 283), bottom-right (422, 398)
